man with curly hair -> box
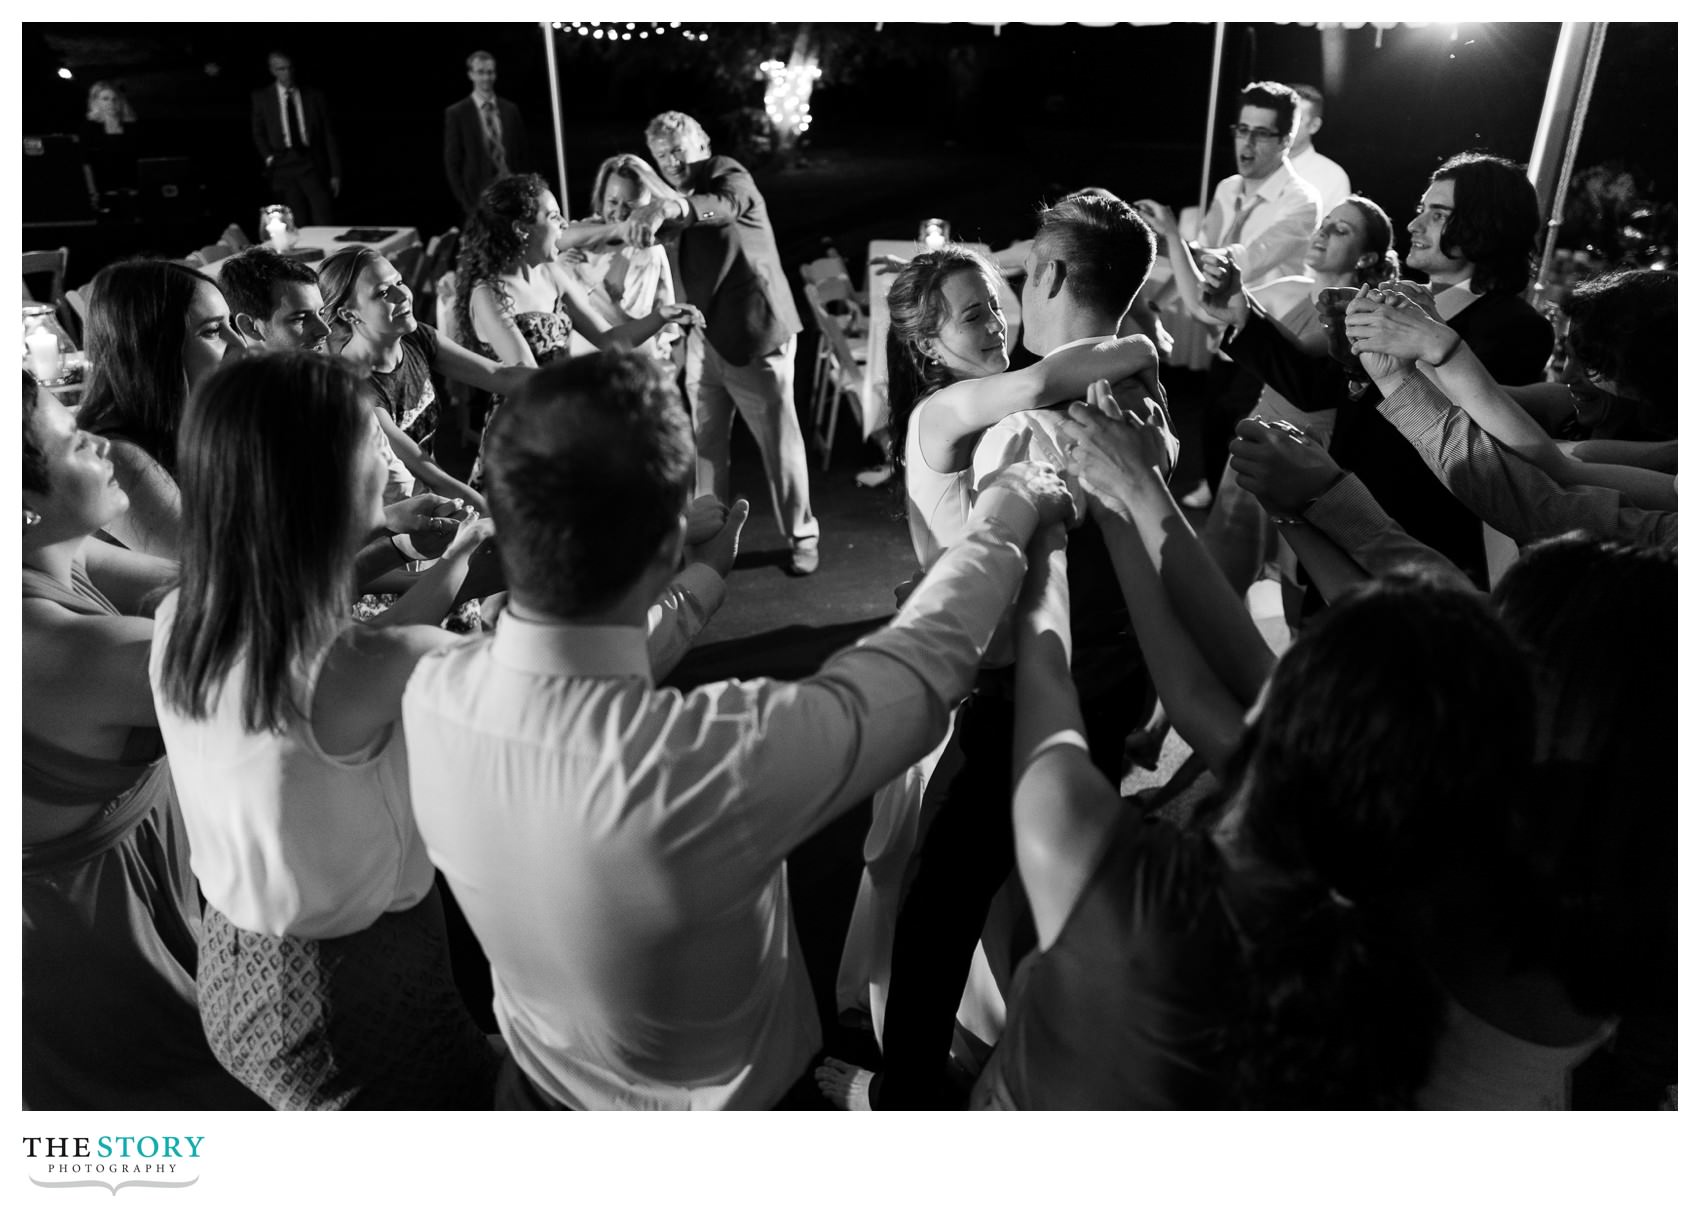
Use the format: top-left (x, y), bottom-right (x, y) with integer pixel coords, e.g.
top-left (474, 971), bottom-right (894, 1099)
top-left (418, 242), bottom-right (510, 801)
top-left (1406, 152), bottom-right (1553, 386)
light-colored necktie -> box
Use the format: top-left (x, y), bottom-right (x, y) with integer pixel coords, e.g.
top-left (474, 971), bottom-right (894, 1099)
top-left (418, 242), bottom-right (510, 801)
top-left (284, 88), bottom-right (307, 148)
top-left (1220, 191), bottom-right (1264, 247)
top-left (482, 100), bottom-right (507, 177)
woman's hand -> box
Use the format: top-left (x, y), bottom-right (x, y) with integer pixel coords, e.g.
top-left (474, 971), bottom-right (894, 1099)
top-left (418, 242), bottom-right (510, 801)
top-left (384, 494), bottom-right (463, 559)
top-left (1196, 286), bottom-right (1250, 331)
top-left (1344, 288), bottom-right (1459, 371)
top-left (1133, 199), bottom-right (1179, 236)
top-left (1227, 416), bottom-right (1344, 516)
top-left (657, 303), bottom-right (702, 328)
top-left (442, 512), bottom-right (496, 562)
top-left (683, 494), bottom-right (729, 545)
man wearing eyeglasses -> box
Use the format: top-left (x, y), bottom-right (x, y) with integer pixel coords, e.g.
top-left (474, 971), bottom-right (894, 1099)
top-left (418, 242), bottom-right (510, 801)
top-left (1197, 81), bottom-right (1321, 294)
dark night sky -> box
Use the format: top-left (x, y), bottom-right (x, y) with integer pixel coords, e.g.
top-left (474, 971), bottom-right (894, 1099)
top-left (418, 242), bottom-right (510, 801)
top-left (23, 21), bottom-right (1675, 265)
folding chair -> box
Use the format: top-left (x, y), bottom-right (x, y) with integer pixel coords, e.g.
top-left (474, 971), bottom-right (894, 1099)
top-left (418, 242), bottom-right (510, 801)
top-left (803, 282), bottom-right (865, 471)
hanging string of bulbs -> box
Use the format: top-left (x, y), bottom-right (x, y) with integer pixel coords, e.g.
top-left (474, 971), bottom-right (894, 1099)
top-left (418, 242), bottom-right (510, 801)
top-left (550, 21), bottom-right (710, 43)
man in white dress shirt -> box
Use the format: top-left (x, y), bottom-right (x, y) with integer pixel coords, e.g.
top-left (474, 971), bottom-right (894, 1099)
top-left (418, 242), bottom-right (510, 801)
top-left (1286, 83), bottom-right (1353, 218)
top-left (1178, 80), bottom-right (1322, 508)
top-left (402, 349), bottom-right (1072, 1109)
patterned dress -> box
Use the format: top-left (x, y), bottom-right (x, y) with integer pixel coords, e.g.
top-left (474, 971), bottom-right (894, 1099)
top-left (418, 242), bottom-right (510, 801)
top-left (467, 286), bottom-right (575, 492)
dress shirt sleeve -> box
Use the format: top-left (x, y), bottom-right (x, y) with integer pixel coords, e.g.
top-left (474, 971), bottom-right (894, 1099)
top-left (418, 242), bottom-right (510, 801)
top-left (1301, 472), bottom-right (1469, 582)
top-left (1225, 184), bottom-right (1317, 286)
top-left (1377, 372), bottom-right (1677, 549)
top-left (721, 491), bottom-right (1036, 863)
top-left (645, 562), bottom-right (727, 681)
top-left (671, 159), bottom-right (756, 231)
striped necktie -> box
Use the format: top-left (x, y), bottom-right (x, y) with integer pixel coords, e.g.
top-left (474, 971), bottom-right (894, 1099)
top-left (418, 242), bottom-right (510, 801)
top-left (482, 101), bottom-right (507, 177)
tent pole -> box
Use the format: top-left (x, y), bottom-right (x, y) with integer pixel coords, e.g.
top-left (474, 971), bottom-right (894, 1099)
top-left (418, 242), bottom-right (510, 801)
top-left (542, 22), bottom-right (570, 211)
top-left (1197, 22), bottom-right (1228, 222)
top-left (1527, 22), bottom-right (1608, 307)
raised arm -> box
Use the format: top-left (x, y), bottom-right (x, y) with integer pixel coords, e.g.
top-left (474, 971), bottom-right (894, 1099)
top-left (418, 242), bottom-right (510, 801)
top-left (918, 335), bottom-right (1160, 472)
top-left (83, 540), bottom-right (178, 617)
top-left (647, 498), bottom-right (744, 679)
top-left (1059, 391), bottom-right (1268, 772)
top-left (550, 266), bottom-right (700, 352)
top-left (1133, 199), bottom-right (1223, 325)
top-left (433, 326), bottom-right (539, 400)
top-left (1345, 292), bottom-right (1676, 510)
top-left (103, 439), bottom-right (182, 560)
top-left (1010, 524), bottom-right (1128, 950)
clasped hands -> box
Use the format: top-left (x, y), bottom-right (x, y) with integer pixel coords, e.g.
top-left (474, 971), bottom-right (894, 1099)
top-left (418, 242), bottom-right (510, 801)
top-left (1330, 281), bottom-right (1462, 380)
top-left (1050, 379), bottom-right (1176, 523)
top-left (1226, 415), bottom-right (1345, 517)
top-left (383, 493), bottom-right (484, 560)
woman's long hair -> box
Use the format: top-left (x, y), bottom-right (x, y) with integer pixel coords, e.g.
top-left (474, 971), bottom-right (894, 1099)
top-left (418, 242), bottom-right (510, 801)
top-left (884, 245), bottom-right (1002, 477)
top-left (1341, 195), bottom-right (1400, 288)
top-left (453, 172), bottom-right (552, 350)
top-left (156, 351), bottom-right (373, 734)
top-left (77, 259), bottom-right (217, 475)
top-left (1491, 534), bottom-right (1677, 1019)
top-left (588, 153), bottom-right (683, 221)
top-left (1224, 574), bottom-right (1535, 1107)
top-left (317, 244), bottom-right (388, 352)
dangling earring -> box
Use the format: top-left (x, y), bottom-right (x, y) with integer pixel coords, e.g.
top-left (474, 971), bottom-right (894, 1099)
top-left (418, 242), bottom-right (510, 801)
top-left (24, 509), bottom-right (42, 530)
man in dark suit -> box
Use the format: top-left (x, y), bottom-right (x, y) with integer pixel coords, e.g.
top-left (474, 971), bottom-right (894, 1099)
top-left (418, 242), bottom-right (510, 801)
top-left (623, 111), bottom-right (820, 575)
top-left (443, 51), bottom-right (529, 218)
top-left (249, 51), bottom-right (340, 226)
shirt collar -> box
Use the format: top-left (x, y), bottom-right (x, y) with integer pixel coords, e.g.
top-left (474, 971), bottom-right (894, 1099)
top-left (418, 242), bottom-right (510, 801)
top-left (1432, 278), bottom-right (1483, 321)
top-left (489, 608), bottom-right (653, 684)
top-left (472, 90), bottom-right (498, 106)
top-left (1237, 160), bottom-right (1294, 204)
top-left (1043, 334), bottom-right (1116, 358)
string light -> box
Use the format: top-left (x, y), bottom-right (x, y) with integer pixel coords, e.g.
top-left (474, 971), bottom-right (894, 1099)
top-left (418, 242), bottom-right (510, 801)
top-left (557, 20), bottom-right (704, 41)
top-left (761, 58), bottom-right (823, 139)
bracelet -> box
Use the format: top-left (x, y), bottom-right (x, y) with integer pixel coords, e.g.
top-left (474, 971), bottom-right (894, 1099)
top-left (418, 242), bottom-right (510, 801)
top-left (1270, 513), bottom-right (1305, 527)
top-left (1429, 331), bottom-right (1464, 367)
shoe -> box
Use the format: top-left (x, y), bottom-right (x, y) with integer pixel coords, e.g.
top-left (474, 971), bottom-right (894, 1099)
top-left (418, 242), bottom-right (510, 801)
top-left (1179, 481), bottom-right (1214, 510)
top-left (786, 540), bottom-right (821, 576)
top-left (854, 463), bottom-right (895, 489)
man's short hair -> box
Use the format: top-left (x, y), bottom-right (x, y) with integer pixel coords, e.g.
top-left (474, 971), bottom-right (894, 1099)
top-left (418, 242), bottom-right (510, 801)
top-left (484, 351), bottom-right (695, 617)
top-left (1032, 189), bottom-right (1156, 320)
top-left (217, 247), bottom-right (321, 323)
top-left (1289, 82), bottom-right (1324, 119)
top-left (645, 110), bottom-right (710, 148)
top-left (466, 50), bottom-right (495, 70)
top-left (1430, 152), bottom-right (1542, 294)
top-left (1238, 81), bottom-right (1301, 137)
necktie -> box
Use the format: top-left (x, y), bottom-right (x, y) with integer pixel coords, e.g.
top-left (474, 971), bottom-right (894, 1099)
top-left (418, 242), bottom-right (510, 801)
top-left (1220, 191), bottom-right (1263, 246)
top-left (285, 88), bottom-right (306, 149)
top-left (482, 101), bottom-right (507, 177)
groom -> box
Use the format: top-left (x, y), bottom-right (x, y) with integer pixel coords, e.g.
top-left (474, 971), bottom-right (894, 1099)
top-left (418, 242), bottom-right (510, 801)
top-left (869, 188), bottom-right (1174, 1110)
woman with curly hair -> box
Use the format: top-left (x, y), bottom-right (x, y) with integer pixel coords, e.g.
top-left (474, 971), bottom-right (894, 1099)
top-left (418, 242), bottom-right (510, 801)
top-left (453, 173), bottom-right (699, 480)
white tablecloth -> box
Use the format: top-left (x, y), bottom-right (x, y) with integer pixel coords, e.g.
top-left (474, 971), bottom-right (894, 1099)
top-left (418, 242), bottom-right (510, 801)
top-left (861, 239), bottom-right (1022, 440)
top-left (203, 225), bottom-right (422, 280)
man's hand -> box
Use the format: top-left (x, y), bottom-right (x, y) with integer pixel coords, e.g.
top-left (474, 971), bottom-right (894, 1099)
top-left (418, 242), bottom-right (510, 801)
top-left (687, 497), bottom-right (750, 580)
top-left (1344, 287), bottom-right (1459, 370)
top-left (1133, 198), bottom-right (1180, 237)
top-left (1227, 416), bottom-right (1344, 515)
top-left (683, 494), bottom-right (728, 545)
top-left (984, 460), bottom-right (1076, 530)
top-left (870, 253), bottom-right (910, 275)
top-left (621, 198), bottom-right (674, 250)
top-left (330, 176), bottom-right (342, 198)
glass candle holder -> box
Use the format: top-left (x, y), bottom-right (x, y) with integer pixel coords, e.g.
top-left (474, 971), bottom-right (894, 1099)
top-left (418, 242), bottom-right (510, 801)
top-left (22, 304), bottom-right (75, 383)
top-left (259, 203), bottom-right (298, 251)
top-left (919, 217), bottom-right (950, 252)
